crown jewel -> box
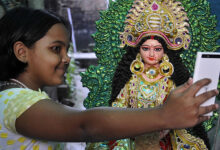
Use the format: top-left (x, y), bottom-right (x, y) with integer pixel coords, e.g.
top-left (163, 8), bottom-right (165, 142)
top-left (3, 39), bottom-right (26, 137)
top-left (120, 0), bottom-right (191, 50)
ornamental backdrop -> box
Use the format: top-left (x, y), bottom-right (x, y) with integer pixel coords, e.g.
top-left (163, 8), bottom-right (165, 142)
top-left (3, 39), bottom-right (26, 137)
top-left (81, 0), bottom-right (220, 109)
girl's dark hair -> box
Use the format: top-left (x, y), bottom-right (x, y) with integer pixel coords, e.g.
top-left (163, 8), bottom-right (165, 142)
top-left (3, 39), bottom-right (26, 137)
top-left (0, 7), bottom-right (71, 81)
top-left (110, 36), bottom-right (210, 148)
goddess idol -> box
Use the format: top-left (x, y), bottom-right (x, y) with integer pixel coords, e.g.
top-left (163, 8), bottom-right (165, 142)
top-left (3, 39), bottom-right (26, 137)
top-left (84, 0), bottom-right (220, 149)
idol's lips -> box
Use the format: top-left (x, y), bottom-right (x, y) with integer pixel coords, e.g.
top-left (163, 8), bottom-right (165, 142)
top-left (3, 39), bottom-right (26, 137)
top-left (148, 57), bottom-right (155, 61)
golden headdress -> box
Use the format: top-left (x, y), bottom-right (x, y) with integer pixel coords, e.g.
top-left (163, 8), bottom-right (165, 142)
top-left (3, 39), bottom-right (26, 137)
top-left (120, 0), bottom-right (191, 50)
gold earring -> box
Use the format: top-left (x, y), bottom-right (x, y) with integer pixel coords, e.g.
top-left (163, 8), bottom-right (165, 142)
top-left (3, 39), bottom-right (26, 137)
top-left (159, 54), bottom-right (174, 77)
top-left (130, 53), bottom-right (144, 75)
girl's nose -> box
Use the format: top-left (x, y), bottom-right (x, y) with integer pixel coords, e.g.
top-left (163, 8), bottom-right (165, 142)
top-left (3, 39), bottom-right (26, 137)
top-left (62, 54), bottom-right (71, 64)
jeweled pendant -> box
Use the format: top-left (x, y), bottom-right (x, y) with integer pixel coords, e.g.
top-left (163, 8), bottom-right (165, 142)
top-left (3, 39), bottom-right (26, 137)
top-left (144, 66), bottom-right (159, 79)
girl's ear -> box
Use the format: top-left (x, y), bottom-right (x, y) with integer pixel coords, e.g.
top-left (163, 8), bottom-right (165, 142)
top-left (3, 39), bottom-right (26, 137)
top-left (13, 41), bottom-right (28, 63)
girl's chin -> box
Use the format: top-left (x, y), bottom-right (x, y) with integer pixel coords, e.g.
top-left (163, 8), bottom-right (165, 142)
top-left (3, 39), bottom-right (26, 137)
top-left (51, 78), bottom-right (64, 86)
top-left (57, 78), bottom-right (64, 85)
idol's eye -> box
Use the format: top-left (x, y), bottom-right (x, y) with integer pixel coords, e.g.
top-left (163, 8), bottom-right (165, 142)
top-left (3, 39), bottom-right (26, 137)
top-left (154, 48), bottom-right (163, 51)
top-left (51, 46), bottom-right (61, 53)
top-left (141, 47), bottom-right (149, 51)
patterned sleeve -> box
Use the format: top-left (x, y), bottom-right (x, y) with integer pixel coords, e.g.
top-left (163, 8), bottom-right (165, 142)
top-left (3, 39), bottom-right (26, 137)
top-left (2, 88), bottom-right (49, 133)
top-left (111, 82), bottom-right (130, 108)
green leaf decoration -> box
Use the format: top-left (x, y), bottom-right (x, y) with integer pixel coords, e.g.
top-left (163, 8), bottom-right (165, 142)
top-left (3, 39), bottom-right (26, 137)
top-left (178, 0), bottom-right (220, 74)
top-left (81, 0), bottom-right (134, 108)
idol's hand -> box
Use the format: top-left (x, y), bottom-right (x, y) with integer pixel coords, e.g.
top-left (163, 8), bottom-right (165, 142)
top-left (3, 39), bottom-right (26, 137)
top-left (161, 78), bottom-right (219, 129)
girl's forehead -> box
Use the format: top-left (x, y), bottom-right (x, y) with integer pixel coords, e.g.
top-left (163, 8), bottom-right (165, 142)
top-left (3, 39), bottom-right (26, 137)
top-left (31, 24), bottom-right (69, 48)
top-left (44, 24), bottom-right (69, 43)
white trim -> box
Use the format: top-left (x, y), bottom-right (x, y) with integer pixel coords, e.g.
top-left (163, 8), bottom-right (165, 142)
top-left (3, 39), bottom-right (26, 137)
top-left (69, 52), bottom-right (97, 59)
top-left (67, 8), bottom-right (77, 53)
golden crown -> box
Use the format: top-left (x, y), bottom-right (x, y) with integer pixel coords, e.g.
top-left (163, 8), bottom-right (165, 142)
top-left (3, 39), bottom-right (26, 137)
top-left (119, 0), bottom-right (191, 50)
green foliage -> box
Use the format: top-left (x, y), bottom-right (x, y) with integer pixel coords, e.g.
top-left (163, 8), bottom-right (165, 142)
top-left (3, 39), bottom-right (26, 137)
top-left (203, 112), bottom-right (219, 131)
top-left (65, 43), bottom-right (76, 98)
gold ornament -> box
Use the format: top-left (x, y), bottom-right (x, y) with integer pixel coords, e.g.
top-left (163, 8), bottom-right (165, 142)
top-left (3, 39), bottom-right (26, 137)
top-left (159, 54), bottom-right (173, 77)
top-left (130, 53), bottom-right (144, 74)
top-left (143, 66), bottom-right (159, 79)
top-left (119, 0), bottom-right (191, 50)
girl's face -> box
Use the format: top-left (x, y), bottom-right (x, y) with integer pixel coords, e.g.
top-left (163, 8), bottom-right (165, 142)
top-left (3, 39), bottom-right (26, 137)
top-left (25, 23), bottom-right (70, 88)
top-left (140, 39), bottom-right (164, 66)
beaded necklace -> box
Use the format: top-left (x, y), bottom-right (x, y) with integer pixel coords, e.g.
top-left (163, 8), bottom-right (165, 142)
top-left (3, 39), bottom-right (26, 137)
top-left (0, 79), bottom-right (28, 90)
top-left (10, 78), bottom-right (28, 88)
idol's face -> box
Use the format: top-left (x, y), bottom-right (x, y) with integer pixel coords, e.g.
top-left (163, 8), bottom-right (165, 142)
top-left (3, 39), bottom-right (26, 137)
top-left (140, 39), bottom-right (164, 66)
top-left (25, 23), bottom-right (70, 87)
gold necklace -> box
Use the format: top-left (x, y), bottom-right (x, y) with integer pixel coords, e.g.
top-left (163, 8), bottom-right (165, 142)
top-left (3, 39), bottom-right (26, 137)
top-left (144, 66), bottom-right (159, 79)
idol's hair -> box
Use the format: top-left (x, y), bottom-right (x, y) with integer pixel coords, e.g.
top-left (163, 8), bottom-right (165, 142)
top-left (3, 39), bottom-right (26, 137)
top-left (111, 36), bottom-right (190, 103)
top-left (0, 7), bottom-right (71, 81)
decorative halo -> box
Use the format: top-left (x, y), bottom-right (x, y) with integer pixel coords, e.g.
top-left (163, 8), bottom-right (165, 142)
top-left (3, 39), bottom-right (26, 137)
top-left (119, 0), bottom-right (191, 50)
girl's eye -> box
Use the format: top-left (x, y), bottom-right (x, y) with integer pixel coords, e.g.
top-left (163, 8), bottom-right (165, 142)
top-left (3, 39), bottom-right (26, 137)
top-left (141, 47), bottom-right (149, 51)
top-left (51, 46), bottom-right (61, 53)
top-left (155, 48), bottom-right (162, 51)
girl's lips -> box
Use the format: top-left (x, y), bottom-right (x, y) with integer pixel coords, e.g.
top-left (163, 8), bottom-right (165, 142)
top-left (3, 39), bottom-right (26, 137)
top-left (56, 68), bottom-right (65, 75)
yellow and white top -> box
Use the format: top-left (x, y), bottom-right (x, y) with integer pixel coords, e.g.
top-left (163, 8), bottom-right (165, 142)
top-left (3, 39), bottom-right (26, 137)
top-left (0, 88), bottom-right (62, 150)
